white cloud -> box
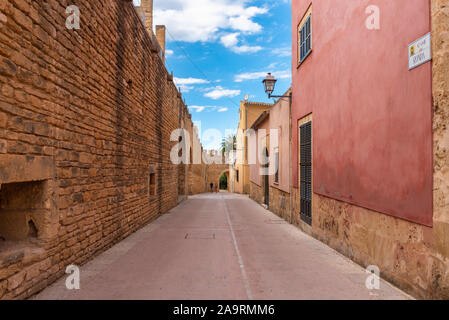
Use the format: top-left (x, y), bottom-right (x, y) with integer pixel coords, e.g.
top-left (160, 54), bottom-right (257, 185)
top-left (220, 33), bottom-right (239, 48)
top-left (234, 70), bottom-right (291, 83)
top-left (189, 106), bottom-right (206, 113)
top-left (267, 62), bottom-right (278, 69)
top-left (165, 49), bottom-right (174, 56)
top-left (174, 77), bottom-right (210, 93)
top-left (204, 86), bottom-right (241, 100)
top-left (232, 45), bottom-right (263, 54)
top-left (153, 0), bottom-right (267, 44)
top-left (220, 32), bottom-right (263, 54)
top-left (272, 46), bottom-right (291, 57)
top-left (228, 16), bottom-right (261, 34)
top-left (178, 85), bottom-right (194, 93)
top-left (235, 71), bottom-right (266, 82)
top-left (188, 105), bottom-right (228, 113)
top-left (174, 77), bottom-right (210, 85)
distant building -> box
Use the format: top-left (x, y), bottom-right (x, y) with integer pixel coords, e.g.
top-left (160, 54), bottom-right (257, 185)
top-left (230, 101), bottom-right (272, 194)
top-left (249, 89), bottom-right (291, 220)
top-left (249, 110), bottom-right (270, 205)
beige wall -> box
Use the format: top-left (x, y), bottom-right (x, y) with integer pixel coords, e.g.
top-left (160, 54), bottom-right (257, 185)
top-left (268, 91), bottom-right (291, 194)
top-left (250, 117), bottom-right (270, 187)
top-left (232, 101), bottom-right (272, 194)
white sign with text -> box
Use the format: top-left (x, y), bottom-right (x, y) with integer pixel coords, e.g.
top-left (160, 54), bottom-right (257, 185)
top-left (408, 33), bottom-right (431, 70)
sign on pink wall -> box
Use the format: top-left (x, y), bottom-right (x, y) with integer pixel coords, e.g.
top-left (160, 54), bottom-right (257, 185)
top-left (291, 0), bottom-right (433, 226)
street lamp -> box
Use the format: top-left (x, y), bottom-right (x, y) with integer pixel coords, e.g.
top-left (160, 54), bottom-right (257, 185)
top-left (262, 73), bottom-right (277, 97)
top-left (262, 73), bottom-right (291, 100)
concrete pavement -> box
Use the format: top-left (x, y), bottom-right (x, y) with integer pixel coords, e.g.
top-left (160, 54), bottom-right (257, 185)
top-left (32, 193), bottom-right (410, 300)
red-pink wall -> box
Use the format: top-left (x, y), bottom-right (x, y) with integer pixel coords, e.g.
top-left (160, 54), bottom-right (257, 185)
top-left (291, 0), bottom-right (433, 226)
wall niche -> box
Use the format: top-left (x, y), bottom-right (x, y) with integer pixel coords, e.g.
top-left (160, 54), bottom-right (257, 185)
top-left (0, 156), bottom-right (58, 265)
top-left (0, 180), bottom-right (48, 242)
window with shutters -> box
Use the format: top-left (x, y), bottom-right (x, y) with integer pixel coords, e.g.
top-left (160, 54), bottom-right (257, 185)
top-left (297, 5), bottom-right (312, 66)
top-left (274, 150), bottom-right (279, 184)
top-left (300, 122), bottom-right (312, 225)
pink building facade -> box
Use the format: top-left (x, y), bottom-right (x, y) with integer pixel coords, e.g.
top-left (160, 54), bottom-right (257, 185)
top-left (268, 91), bottom-right (291, 196)
top-left (249, 111), bottom-right (270, 205)
top-left (292, 0), bottom-right (432, 226)
top-left (291, 0), bottom-right (449, 298)
top-left (249, 91), bottom-right (292, 218)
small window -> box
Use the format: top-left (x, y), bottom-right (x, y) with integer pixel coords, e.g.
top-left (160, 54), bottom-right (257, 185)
top-left (298, 7), bottom-right (312, 65)
top-left (236, 170), bottom-right (239, 183)
top-left (299, 16), bottom-right (311, 62)
top-left (149, 173), bottom-right (156, 196)
top-left (274, 151), bottom-right (279, 184)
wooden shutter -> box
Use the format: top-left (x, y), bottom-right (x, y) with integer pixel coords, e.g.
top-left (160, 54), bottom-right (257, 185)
top-left (300, 122), bottom-right (312, 225)
top-left (275, 151), bottom-right (279, 183)
top-left (300, 15), bottom-right (312, 63)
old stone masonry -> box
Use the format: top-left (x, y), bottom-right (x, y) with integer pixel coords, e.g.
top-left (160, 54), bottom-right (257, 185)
top-left (0, 0), bottom-right (228, 299)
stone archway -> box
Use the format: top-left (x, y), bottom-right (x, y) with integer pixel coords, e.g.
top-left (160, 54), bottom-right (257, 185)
top-left (206, 163), bottom-right (229, 193)
top-left (218, 170), bottom-right (230, 191)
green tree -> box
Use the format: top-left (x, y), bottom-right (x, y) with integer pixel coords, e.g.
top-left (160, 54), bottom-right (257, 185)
top-left (221, 134), bottom-right (236, 156)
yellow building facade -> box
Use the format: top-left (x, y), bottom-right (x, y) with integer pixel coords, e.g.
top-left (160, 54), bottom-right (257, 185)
top-left (231, 101), bottom-right (272, 194)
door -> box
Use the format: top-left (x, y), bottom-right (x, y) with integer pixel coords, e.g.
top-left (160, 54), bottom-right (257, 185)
top-left (264, 147), bottom-right (269, 206)
top-left (300, 122), bottom-right (312, 225)
top-left (264, 171), bottom-right (269, 206)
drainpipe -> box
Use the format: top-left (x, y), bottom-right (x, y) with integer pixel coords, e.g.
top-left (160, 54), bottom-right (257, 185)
top-left (245, 105), bottom-right (248, 194)
top-left (245, 104), bottom-right (248, 132)
top-left (288, 90), bottom-right (293, 224)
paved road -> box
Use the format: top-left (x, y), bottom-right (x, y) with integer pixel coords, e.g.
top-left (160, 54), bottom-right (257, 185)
top-left (33, 193), bottom-right (410, 300)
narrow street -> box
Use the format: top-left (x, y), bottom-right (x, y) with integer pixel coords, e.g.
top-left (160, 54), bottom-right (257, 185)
top-left (33, 194), bottom-right (409, 300)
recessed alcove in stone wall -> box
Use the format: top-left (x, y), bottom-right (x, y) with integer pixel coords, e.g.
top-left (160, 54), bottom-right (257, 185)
top-left (0, 156), bottom-right (58, 268)
top-left (0, 180), bottom-right (47, 242)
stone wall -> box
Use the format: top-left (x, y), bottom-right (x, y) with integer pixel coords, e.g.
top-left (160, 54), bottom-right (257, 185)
top-left (432, 0), bottom-right (449, 257)
top-left (291, 191), bottom-right (448, 299)
top-left (0, 0), bottom-right (203, 299)
top-left (250, 182), bottom-right (263, 205)
top-left (269, 187), bottom-right (290, 221)
top-left (251, 183), bottom-right (290, 221)
top-left (188, 164), bottom-right (207, 195)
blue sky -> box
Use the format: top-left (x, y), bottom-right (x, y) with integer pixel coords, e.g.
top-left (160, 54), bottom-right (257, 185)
top-left (134, 0), bottom-right (292, 149)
